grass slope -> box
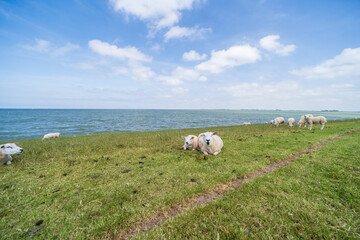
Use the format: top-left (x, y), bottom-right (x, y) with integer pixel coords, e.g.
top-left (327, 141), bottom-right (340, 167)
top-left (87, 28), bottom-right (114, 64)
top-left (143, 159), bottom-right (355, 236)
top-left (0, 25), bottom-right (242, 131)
top-left (138, 127), bottom-right (360, 239)
top-left (0, 120), bottom-right (359, 239)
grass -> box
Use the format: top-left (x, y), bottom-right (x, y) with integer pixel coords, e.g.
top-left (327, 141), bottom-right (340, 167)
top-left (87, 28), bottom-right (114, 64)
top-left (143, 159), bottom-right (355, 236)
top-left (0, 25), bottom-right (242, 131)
top-left (138, 126), bottom-right (360, 239)
top-left (0, 119), bottom-right (359, 239)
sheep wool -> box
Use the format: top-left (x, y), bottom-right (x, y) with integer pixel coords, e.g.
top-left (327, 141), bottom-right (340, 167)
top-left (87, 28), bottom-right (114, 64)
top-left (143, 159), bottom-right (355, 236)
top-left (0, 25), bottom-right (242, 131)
top-left (305, 116), bottom-right (327, 130)
top-left (181, 135), bottom-right (199, 150)
top-left (198, 132), bottom-right (223, 155)
top-left (42, 132), bottom-right (60, 140)
top-left (298, 114), bottom-right (313, 127)
top-left (272, 117), bottom-right (285, 127)
top-left (287, 118), bottom-right (296, 127)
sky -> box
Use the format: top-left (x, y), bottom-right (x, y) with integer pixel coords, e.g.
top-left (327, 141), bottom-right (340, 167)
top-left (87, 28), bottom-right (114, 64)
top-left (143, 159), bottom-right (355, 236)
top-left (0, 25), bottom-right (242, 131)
top-left (0, 0), bottom-right (360, 110)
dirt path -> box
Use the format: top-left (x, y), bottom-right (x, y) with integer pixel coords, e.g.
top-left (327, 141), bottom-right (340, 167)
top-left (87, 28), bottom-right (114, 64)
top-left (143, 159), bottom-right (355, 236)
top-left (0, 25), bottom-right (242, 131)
top-left (118, 128), bottom-right (360, 240)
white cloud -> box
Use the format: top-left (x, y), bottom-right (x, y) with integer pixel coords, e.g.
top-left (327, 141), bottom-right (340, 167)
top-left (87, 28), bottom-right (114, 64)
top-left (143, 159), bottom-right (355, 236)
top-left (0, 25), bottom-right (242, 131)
top-left (164, 26), bottom-right (211, 41)
top-left (109, 0), bottom-right (203, 30)
top-left (259, 35), bottom-right (296, 56)
top-left (129, 62), bottom-right (155, 82)
top-left (22, 39), bottom-right (79, 56)
top-left (88, 40), bottom-right (152, 62)
top-left (221, 80), bottom-right (360, 110)
top-left (195, 45), bottom-right (261, 74)
top-left (171, 87), bottom-right (189, 95)
top-left (22, 39), bottom-right (51, 52)
top-left (157, 66), bottom-right (207, 85)
top-left (290, 47), bottom-right (360, 79)
top-left (53, 43), bottom-right (80, 56)
top-left (89, 40), bottom-right (154, 82)
top-left (182, 50), bottom-right (207, 61)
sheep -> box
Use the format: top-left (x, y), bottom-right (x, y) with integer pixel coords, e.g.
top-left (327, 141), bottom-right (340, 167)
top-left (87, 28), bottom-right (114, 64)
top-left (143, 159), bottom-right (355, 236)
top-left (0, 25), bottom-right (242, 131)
top-left (0, 143), bottom-right (23, 165)
top-left (243, 122), bottom-right (251, 125)
top-left (271, 117), bottom-right (285, 127)
top-left (287, 118), bottom-right (296, 127)
top-left (42, 132), bottom-right (60, 140)
top-left (181, 135), bottom-right (199, 150)
top-left (298, 114), bottom-right (313, 127)
top-left (198, 132), bottom-right (223, 155)
top-left (305, 116), bottom-right (327, 130)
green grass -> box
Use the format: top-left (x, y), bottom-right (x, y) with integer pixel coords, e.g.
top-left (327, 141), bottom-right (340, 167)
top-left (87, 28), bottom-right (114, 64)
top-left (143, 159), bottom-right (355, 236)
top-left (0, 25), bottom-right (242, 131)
top-left (138, 125), bottom-right (360, 239)
top-left (1, 120), bottom-right (359, 239)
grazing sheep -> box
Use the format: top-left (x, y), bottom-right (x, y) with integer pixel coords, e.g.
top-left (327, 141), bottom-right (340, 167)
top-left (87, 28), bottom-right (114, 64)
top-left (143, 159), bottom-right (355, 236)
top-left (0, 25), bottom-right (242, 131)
top-left (305, 116), bottom-right (327, 130)
top-left (198, 132), bottom-right (223, 155)
top-left (298, 114), bottom-right (313, 127)
top-left (243, 122), bottom-right (251, 125)
top-left (42, 132), bottom-right (60, 140)
top-left (181, 135), bottom-right (199, 150)
top-left (270, 120), bottom-right (274, 125)
top-left (0, 143), bottom-right (23, 165)
top-left (271, 117), bottom-right (285, 127)
top-left (287, 118), bottom-right (296, 127)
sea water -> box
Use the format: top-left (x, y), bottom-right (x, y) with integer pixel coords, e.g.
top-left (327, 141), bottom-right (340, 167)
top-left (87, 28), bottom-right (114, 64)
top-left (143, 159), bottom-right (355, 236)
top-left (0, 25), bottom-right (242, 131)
top-left (0, 109), bottom-right (359, 141)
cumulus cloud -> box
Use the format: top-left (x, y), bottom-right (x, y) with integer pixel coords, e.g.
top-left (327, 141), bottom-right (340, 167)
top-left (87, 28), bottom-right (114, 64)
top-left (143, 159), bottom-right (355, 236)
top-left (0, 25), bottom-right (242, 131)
top-left (290, 47), bottom-right (360, 79)
top-left (157, 66), bottom-right (207, 85)
top-left (221, 80), bottom-right (359, 110)
top-left (164, 26), bottom-right (211, 41)
top-left (182, 50), bottom-right (207, 61)
top-left (129, 62), bottom-right (155, 82)
top-left (89, 39), bottom-right (154, 81)
top-left (109, 0), bottom-right (203, 30)
top-left (259, 35), bottom-right (296, 56)
top-left (22, 39), bottom-right (79, 56)
top-left (88, 40), bottom-right (151, 62)
top-left (195, 45), bottom-right (261, 74)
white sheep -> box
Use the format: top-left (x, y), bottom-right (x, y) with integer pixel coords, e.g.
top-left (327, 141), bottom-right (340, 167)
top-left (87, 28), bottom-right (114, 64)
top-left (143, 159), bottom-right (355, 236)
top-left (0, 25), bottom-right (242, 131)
top-left (305, 116), bottom-right (327, 130)
top-left (198, 132), bottom-right (223, 155)
top-left (42, 132), bottom-right (60, 140)
top-left (287, 118), bottom-right (296, 127)
top-left (243, 122), bottom-right (251, 125)
top-left (298, 114), bottom-right (313, 127)
top-left (181, 135), bottom-right (199, 150)
top-left (0, 143), bottom-right (23, 165)
top-left (271, 117), bottom-right (285, 127)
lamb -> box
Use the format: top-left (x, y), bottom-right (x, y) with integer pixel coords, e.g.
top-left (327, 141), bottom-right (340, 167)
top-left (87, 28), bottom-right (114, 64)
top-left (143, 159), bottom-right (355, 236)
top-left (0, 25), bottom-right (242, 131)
top-left (42, 132), bottom-right (60, 140)
top-left (243, 122), bottom-right (251, 125)
top-left (198, 132), bottom-right (223, 155)
top-left (181, 135), bottom-right (199, 150)
top-left (305, 116), bottom-right (327, 130)
top-left (0, 143), bottom-right (23, 165)
top-left (271, 117), bottom-right (285, 127)
top-left (287, 118), bottom-right (296, 127)
top-left (298, 114), bottom-right (313, 127)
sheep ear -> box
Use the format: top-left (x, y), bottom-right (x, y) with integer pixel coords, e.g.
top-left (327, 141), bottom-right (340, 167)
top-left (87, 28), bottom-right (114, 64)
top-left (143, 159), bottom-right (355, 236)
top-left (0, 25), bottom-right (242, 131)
top-left (212, 131), bottom-right (218, 136)
top-left (200, 134), bottom-right (205, 137)
top-left (181, 136), bottom-right (185, 139)
top-left (190, 136), bottom-right (195, 139)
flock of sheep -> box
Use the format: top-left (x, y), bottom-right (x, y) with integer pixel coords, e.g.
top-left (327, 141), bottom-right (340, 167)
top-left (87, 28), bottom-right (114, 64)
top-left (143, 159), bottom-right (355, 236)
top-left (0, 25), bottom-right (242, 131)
top-left (182, 114), bottom-right (327, 156)
top-left (269, 114), bottom-right (327, 130)
top-left (1, 114), bottom-right (329, 165)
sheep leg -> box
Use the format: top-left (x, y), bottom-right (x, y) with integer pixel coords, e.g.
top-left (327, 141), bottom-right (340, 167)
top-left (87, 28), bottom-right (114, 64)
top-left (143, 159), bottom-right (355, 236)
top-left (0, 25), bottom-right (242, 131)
top-left (6, 161), bottom-right (12, 165)
top-left (202, 151), bottom-right (208, 155)
top-left (213, 152), bottom-right (219, 155)
top-left (321, 124), bottom-right (325, 130)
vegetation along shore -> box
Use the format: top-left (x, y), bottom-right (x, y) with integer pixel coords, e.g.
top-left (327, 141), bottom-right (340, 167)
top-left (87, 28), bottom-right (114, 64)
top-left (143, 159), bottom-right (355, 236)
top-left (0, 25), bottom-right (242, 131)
top-left (1, 119), bottom-right (359, 239)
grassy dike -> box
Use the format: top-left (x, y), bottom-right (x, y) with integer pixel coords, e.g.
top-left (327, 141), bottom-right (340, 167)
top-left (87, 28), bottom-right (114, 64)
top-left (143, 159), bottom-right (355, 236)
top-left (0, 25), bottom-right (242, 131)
top-left (1, 119), bottom-right (359, 239)
top-left (138, 125), bottom-right (360, 239)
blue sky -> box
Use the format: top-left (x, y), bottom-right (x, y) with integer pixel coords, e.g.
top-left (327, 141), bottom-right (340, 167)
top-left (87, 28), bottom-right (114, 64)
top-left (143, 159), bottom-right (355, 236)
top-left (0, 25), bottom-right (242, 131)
top-left (0, 0), bottom-right (359, 110)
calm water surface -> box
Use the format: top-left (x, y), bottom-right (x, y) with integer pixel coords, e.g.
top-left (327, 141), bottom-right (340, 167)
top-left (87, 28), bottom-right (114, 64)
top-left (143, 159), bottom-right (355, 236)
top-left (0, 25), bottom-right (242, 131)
top-left (0, 109), bottom-right (359, 141)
